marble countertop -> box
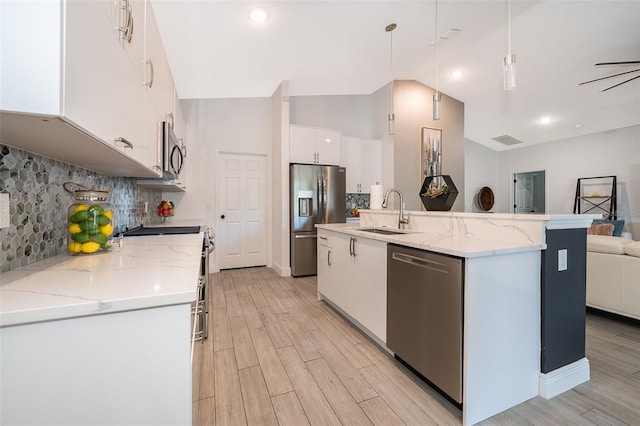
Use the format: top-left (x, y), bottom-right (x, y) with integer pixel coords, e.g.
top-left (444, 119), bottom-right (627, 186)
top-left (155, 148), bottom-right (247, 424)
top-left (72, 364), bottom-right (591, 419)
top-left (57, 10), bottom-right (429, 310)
top-left (316, 223), bottom-right (547, 258)
top-left (0, 233), bottom-right (203, 327)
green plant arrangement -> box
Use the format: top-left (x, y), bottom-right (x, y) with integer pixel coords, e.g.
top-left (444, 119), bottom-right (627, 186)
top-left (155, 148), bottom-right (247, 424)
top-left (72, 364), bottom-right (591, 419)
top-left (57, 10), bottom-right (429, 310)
top-left (422, 183), bottom-right (450, 199)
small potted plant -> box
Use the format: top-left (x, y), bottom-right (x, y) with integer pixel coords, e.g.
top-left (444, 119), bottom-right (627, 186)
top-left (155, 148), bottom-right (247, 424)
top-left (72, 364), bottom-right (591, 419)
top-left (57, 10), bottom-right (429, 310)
top-left (419, 175), bottom-right (458, 211)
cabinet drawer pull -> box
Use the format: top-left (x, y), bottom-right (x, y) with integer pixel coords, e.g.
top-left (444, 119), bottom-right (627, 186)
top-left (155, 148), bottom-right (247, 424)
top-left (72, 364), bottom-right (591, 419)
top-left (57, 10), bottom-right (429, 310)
top-left (328, 248), bottom-right (332, 266)
top-left (115, 137), bottom-right (133, 149)
top-left (144, 59), bottom-right (154, 87)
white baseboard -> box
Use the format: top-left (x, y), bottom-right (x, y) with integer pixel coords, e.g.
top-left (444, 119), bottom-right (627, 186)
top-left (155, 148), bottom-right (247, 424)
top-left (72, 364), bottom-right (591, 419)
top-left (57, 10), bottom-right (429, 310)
top-left (270, 262), bottom-right (291, 277)
top-left (539, 358), bottom-right (590, 399)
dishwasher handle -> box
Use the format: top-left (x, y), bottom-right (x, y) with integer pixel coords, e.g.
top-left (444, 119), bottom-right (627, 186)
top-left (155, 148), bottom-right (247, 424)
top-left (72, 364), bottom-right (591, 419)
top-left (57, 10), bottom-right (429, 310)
top-left (391, 251), bottom-right (450, 273)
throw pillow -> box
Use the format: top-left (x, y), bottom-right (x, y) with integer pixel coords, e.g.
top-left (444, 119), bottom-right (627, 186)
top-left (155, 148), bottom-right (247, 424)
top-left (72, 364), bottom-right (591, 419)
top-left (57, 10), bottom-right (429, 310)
top-left (624, 241), bottom-right (640, 258)
top-left (591, 219), bottom-right (625, 237)
top-left (587, 223), bottom-right (614, 236)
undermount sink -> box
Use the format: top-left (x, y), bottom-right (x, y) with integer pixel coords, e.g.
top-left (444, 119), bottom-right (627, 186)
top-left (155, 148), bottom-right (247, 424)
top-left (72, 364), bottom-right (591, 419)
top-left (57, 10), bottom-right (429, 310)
top-left (354, 227), bottom-right (410, 235)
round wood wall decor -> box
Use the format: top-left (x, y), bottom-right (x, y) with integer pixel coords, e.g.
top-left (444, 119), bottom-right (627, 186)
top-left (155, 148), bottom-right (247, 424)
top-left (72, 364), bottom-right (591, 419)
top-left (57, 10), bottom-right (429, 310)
top-left (477, 186), bottom-right (495, 211)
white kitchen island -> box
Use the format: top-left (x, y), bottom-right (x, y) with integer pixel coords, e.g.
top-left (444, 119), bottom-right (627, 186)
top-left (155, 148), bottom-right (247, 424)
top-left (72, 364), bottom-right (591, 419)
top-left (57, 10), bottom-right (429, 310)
top-left (317, 210), bottom-right (595, 426)
top-left (0, 233), bottom-right (203, 426)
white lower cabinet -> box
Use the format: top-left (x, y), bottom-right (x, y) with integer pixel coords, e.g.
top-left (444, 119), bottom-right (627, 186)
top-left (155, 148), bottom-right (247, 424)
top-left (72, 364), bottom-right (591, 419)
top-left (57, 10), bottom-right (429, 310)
top-left (352, 237), bottom-right (388, 342)
top-left (0, 304), bottom-right (192, 425)
top-left (317, 229), bottom-right (387, 342)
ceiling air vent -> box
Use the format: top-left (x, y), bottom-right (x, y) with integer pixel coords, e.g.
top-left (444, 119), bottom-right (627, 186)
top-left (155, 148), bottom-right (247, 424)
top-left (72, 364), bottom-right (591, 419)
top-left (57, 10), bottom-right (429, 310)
top-left (491, 135), bottom-right (524, 146)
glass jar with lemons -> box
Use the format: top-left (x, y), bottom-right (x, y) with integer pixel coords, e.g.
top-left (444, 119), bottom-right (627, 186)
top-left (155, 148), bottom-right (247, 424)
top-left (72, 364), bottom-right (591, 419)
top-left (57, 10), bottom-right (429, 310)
top-left (67, 190), bottom-right (114, 255)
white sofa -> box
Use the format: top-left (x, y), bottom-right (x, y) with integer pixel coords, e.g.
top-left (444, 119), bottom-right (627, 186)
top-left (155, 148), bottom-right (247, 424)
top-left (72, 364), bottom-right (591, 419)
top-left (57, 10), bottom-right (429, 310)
top-left (586, 235), bottom-right (640, 320)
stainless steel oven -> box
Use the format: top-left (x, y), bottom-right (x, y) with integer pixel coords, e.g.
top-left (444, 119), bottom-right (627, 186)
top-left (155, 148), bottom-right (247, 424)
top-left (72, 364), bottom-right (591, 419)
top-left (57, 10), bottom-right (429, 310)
top-left (194, 228), bottom-right (214, 342)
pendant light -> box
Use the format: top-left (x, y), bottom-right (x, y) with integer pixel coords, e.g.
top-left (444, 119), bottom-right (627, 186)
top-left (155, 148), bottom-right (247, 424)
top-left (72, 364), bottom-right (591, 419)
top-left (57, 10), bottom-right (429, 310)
top-left (386, 23), bottom-right (397, 135)
top-left (433, 0), bottom-right (441, 120)
top-left (503, 0), bottom-right (516, 90)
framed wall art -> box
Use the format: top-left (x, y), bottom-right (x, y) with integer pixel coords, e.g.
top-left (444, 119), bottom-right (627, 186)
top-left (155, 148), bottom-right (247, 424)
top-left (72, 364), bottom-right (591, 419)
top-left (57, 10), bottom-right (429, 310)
top-left (421, 127), bottom-right (442, 180)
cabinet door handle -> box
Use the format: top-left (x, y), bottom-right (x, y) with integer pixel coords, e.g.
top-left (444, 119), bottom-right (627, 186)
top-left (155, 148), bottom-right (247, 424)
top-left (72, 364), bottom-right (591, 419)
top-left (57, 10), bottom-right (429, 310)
top-left (144, 59), bottom-right (154, 87)
top-left (125, 0), bottom-right (133, 43)
top-left (327, 248), bottom-right (332, 266)
top-left (115, 137), bottom-right (133, 149)
top-left (117, 0), bottom-right (133, 43)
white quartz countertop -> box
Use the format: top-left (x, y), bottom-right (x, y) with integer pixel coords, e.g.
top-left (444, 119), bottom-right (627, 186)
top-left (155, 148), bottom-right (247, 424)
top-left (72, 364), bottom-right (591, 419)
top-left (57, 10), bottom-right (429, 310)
top-left (0, 233), bottom-right (203, 327)
top-left (316, 223), bottom-right (547, 258)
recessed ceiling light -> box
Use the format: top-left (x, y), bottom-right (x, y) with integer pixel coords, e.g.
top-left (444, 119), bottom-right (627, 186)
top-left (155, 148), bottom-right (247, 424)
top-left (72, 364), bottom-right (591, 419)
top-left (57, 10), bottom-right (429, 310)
top-left (249, 8), bottom-right (268, 23)
top-left (451, 70), bottom-right (463, 79)
top-left (575, 124), bottom-right (583, 129)
top-left (538, 116), bottom-right (552, 125)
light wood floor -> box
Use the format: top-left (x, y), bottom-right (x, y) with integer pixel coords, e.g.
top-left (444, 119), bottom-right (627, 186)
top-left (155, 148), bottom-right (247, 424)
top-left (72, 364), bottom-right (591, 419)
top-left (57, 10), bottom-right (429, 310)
top-left (192, 267), bottom-right (640, 426)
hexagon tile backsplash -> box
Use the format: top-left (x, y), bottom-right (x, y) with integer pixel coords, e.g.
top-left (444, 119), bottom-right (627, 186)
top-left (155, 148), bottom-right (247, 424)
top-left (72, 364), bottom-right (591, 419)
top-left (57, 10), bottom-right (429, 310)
top-left (0, 145), bottom-right (162, 273)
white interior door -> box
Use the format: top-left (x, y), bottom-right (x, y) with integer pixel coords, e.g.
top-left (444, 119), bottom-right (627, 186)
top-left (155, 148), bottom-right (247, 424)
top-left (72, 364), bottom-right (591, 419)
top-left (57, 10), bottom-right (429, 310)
top-left (217, 153), bottom-right (267, 269)
top-left (514, 173), bottom-right (534, 213)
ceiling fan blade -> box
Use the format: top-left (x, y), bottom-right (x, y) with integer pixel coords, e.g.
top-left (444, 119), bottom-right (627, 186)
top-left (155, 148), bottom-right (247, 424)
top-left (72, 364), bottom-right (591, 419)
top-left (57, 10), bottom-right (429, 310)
top-left (601, 74), bottom-right (640, 92)
top-left (579, 68), bottom-right (640, 85)
top-left (595, 61), bottom-right (640, 66)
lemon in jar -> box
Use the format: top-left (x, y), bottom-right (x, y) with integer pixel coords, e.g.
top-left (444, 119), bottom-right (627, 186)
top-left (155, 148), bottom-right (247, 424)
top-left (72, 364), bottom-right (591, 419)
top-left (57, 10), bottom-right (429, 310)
top-left (81, 241), bottom-right (101, 254)
top-left (99, 223), bottom-right (113, 237)
top-left (73, 204), bottom-right (89, 213)
top-left (68, 223), bottom-right (82, 234)
top-left (103, 210), bottom-right (113, 220)
top-left (68, 241), bottom-right (82, 253)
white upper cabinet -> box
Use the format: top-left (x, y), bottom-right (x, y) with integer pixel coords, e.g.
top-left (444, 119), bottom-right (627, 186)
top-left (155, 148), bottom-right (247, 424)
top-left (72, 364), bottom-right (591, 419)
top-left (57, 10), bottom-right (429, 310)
top-left (290, 125), bottom-right (340, 165)
top-left (0, 0), bottom-right (176, 178)
top-left (340, 136), bottom-right (383, 193)
top-left (144, 2), bottom-right (174, 124)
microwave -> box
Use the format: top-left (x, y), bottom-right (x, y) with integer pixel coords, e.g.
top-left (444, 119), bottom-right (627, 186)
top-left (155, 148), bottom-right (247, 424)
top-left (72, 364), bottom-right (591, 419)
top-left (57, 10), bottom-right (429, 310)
top-left (161, 121), bottom-right (184, 180)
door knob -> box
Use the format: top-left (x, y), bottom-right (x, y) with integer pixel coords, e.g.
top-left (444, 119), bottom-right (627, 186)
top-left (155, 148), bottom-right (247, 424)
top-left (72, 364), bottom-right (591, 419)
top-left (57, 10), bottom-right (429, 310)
top-left (220, 214), bottom-right (225, 219)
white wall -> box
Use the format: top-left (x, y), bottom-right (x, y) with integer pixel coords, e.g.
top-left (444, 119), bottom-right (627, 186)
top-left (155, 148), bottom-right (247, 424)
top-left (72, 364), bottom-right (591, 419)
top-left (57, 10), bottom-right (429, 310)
top-left (465, 125), bottom-right (640, 237)
top-left (464, 138), bottom-right (500, 212)
top-left (163, 97), bottom-right (272, 271)
top-left (271, 82), bottom-right (290, 276)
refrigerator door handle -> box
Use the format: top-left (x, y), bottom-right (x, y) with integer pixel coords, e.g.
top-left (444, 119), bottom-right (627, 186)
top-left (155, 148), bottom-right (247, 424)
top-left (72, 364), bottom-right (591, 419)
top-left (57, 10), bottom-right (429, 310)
top-left (317, 174), bottom-right (323, 222)
top-left (322, 177), bottom-right (328, 224)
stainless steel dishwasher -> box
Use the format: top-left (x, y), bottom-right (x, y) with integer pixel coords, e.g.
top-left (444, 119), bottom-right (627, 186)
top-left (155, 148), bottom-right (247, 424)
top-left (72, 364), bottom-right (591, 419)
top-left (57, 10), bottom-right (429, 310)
top-left (387, 244), bottom-right (463, 404)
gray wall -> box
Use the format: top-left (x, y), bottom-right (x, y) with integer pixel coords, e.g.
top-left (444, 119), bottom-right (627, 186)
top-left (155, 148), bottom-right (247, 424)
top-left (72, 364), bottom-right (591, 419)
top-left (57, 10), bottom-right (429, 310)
top-left (289, 95), bottom-right (373, 138)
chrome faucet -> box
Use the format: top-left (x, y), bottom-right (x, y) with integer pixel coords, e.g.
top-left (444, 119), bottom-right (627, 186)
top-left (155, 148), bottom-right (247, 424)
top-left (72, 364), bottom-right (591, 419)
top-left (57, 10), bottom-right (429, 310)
top-left (382, 188), bottom-right (410, 229)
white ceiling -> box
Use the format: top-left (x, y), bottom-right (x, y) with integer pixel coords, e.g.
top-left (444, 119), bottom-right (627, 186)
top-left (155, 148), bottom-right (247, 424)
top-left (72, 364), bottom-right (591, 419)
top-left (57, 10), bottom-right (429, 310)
top-left (151, 0), bottom-right (640, 151)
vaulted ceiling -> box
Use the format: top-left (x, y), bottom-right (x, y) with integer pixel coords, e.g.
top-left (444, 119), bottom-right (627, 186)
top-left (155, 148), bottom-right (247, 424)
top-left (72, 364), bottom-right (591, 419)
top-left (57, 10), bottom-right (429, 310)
top-left (152, 1), bottom-right (640, 151)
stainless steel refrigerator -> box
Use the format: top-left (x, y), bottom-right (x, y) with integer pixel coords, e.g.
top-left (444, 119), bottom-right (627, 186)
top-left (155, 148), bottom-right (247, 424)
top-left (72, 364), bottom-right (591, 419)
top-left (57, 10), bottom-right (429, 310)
top-left (290, 163), bottom-right (346, 276)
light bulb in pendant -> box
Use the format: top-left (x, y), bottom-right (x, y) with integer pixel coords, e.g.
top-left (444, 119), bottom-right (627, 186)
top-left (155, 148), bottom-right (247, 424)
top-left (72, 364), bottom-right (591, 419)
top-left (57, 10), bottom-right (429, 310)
top-left (504, 54), bottom-right (516, 91)
top-left (433, 92), bottom-right (441, 120)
